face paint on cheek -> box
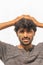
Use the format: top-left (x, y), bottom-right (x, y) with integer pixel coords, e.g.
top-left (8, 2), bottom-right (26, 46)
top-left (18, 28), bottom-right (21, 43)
top-left (18, 33), bottom-right (23, 37)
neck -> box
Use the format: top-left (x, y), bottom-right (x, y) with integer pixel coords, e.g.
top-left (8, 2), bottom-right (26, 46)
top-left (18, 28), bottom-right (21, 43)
top-left (17, 43), bottom-right (33, 51)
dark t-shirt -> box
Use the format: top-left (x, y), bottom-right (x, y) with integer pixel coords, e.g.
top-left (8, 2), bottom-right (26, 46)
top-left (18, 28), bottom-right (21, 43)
top-left (0, 41), bottom-right (43, 65)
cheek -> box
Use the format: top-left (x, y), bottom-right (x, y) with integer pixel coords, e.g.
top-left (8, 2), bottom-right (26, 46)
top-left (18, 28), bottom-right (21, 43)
top-left (18, 34), bottom-right (23, 39)
top-left (28, 34), bottom-right (34, 38)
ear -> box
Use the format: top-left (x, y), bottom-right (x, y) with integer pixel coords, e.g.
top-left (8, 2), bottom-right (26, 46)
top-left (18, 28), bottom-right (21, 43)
top-left (16, 31), bottom-right (18, 36)
top-left (34, 32), bottom-right (36, 36)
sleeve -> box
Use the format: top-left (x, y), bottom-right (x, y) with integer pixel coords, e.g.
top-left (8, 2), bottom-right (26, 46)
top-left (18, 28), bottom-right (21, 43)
top-left (37, 42), bottom-right (43, 62)
top-left (0, 41), bottom-right (6, 61)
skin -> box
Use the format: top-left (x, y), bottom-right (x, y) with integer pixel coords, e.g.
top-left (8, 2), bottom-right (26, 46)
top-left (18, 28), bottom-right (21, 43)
top-left (16, 28), bottom-right (35, 51)
top-left (0, 15), bottom-right (43, 30)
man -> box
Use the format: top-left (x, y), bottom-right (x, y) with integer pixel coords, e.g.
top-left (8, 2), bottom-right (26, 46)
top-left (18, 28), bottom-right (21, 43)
top-left (0, 15), bottom-right (43, 65)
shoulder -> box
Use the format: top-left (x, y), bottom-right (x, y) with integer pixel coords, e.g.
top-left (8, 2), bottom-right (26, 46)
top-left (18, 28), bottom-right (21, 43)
top-left (32, 42), bottom-right (43, 56)
top-left (0, 41), bottom-right (18, 50)
top-left (0, 41), bottom-right (18, 56)
top-left (0, 41), bottom-right (16, 50)
top-left (37, 42), bottom-right (43, 48)
top-left (35, 42), bottom-right (43, 51)
top-left (37, 42), bottom-right (43, 58)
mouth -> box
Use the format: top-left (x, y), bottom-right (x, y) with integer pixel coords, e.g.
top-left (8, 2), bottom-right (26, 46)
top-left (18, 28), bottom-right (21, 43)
top-left (23, 40), bottom-right (29, 42)
top-left (22, 39), bottom-right (30, 43)
top-left (22, 37), bottom-right (30, 41)
top-left (23, 39), bottom-right (29, 41)
top-left (22, 37), bottom-right (30, 43)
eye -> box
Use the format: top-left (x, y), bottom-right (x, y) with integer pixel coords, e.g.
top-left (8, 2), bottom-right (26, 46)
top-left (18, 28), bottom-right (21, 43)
top-left (19, 30), bottom-right (24, 33)
top-left (27, 30), bottom-right (33, 33)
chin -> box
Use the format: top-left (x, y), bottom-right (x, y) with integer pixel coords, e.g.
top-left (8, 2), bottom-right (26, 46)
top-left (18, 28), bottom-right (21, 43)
top-left (21, 42), bottom-right (31, 46)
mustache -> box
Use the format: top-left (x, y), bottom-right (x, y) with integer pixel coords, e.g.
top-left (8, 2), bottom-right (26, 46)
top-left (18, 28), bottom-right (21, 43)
top-left (22, 37), bottom-right (30, 40)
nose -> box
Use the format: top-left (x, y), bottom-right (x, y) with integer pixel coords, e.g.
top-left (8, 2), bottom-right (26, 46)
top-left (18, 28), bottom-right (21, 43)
top-left (24, 32), bottom-right (28, 37)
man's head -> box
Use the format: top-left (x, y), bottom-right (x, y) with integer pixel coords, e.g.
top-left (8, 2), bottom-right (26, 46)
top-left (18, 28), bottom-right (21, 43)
top-left (14, 18), bottom-right (37, 46)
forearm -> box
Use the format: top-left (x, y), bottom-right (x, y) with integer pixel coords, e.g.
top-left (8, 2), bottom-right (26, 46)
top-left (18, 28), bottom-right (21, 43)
top-left (0, 15), bottom-right (24, 30)
top-left (0, 15), bottom-right (43, 30)
top-left (23, 15), bottom-right (43, 28)
top-left (31, 17), bottom-right (43, 28)
top-left (0, 20), bottom-right (15, 30)
top-left (35, 22), bottom-right (43, 28)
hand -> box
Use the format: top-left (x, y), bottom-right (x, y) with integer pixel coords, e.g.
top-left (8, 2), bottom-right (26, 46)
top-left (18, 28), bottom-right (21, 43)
top-left (10, 14), bottom-right (43, 28)
top-left (23, 15), bottom-right (43, 28)
top-left (10, 15), bottom-right (24, 25)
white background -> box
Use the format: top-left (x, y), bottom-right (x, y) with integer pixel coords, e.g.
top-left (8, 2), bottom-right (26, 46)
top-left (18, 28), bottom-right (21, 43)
top-left (0, 0), bottom-right (43, 65)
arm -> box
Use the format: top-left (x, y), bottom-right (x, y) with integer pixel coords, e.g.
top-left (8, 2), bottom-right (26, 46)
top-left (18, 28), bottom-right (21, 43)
top-left (0, 21), bottom-right (14, 30)
top-left (0, 15), bottom-right (23, 30)
top-left (23, 15), bottom-right (43, 28)
top-left (0, 41), bottom-right (6, 61)
top-left (0, 15), bottom-right (43, 30)
top-left (31, 17), bottom-right (43, 28)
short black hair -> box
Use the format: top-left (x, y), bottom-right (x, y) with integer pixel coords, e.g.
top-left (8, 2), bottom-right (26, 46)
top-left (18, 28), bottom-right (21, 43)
top-left (14, 18), bottom-right (37, 32)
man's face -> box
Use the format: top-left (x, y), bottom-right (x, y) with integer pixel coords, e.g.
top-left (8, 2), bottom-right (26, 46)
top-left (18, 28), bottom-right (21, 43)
top-left (16, 28), bottom-right (35, 46)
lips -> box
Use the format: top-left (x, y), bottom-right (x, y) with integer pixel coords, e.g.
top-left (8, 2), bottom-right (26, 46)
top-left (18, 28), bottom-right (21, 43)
top-left (22, 37), bottom-right (30, 40)
top-left (22, 38), bottom-right (30, 42)
top-left (23, 39), bottom-right (29, 41)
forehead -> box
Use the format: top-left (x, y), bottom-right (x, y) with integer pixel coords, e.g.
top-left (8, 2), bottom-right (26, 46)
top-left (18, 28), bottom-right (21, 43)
top-left (18, 28), bottom-right (34, 32)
